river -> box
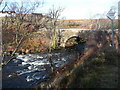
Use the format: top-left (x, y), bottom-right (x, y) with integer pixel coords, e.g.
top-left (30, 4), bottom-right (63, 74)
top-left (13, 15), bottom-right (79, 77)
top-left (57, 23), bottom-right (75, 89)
top-left (2, 43), bottom-right (87, 88)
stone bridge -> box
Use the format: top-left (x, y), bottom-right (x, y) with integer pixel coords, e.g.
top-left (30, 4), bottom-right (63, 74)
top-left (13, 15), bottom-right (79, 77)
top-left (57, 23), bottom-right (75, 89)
top-left (58, 29), bottom-right (92, 47)
top-left (57, 28), bottom-right (118, 47)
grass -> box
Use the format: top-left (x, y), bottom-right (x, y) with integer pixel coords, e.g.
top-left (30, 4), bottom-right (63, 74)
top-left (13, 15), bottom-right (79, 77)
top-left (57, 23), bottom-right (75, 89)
top-left (58, 46), bottom-right (119, 88)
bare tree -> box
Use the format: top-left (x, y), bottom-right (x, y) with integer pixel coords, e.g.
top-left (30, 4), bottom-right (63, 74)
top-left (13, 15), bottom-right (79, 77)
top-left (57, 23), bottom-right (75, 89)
top-left (44, 5), bottom-right (64, 72)
top-left (47, 5), bottom-right (64, 49)
top-left (2, 0), bottom-right (41, 65)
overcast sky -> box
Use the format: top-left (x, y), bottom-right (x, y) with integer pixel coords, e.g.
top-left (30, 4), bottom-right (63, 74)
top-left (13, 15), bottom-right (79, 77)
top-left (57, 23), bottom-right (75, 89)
top-left (0, 0), bottom-right (119, 19)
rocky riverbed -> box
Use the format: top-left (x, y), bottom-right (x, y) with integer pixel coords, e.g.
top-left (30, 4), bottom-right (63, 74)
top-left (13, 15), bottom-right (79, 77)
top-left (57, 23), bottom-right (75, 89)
top-left (2, 47), bottom-right (81, 88)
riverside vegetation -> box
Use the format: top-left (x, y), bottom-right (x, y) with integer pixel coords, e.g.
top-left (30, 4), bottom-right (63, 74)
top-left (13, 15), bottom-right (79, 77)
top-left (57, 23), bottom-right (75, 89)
top-left (35, 30), bottom-right (120, 88)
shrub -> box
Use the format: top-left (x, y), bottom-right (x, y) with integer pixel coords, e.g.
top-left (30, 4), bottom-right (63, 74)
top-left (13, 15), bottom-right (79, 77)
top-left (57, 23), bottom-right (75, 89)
top-left (91, 58), bottom-right (105, 65)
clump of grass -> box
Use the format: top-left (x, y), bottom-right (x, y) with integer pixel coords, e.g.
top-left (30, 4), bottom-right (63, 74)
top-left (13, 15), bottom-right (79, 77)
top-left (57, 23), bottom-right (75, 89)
top-left (91, 57), bottom-right (106, 65)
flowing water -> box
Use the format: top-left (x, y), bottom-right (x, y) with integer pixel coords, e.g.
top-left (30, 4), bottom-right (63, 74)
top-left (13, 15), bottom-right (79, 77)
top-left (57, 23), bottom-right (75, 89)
top-left (2, 43), bottom-right (87, 88)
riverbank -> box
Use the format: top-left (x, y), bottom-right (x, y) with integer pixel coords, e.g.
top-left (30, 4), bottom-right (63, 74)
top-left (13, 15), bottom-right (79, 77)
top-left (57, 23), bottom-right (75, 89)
top-left (35, 45), bottom-right (119, 89)
top-left (58, 46), bottom-right (119, 88)
top-left (35, 31), bottom-right (120, 89)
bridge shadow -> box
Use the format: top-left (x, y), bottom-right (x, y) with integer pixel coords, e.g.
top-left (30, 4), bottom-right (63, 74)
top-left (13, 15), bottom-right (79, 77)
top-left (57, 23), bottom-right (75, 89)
top-left (64, 36), bottom-right (87, 55)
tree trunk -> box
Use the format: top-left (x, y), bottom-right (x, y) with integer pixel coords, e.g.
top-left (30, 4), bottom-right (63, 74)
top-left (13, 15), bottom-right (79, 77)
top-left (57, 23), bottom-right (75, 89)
top-left (11, 35), bottom-right (25, 56)
top-left (2, 35), bottom-right (25, 66)
top-left (48, 49), bottom-right (54, 72)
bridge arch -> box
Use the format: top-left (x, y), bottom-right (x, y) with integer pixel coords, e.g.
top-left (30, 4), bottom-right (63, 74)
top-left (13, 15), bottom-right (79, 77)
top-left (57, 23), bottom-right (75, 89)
top-left (61, 34), bottom-right (85, 47)
top-left (65, 35), bottom-right (79, 44)
top-left (59, 29), bottom-right (90, 47)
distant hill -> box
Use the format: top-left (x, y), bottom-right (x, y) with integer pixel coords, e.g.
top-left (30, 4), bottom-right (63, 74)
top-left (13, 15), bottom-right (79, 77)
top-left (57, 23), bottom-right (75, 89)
top-left (58, 19), bottom-right (118, 29)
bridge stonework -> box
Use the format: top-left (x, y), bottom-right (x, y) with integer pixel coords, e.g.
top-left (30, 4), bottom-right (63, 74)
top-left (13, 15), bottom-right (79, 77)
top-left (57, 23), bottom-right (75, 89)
top-left (58, 29), bottom-right (90, 47)
top-left (58, 29), bottom-right (118, 47)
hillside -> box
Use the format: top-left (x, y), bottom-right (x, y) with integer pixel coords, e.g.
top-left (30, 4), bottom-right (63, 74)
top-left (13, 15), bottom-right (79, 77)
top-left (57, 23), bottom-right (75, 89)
top-left (59, 19), bottom-right (118, 29)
